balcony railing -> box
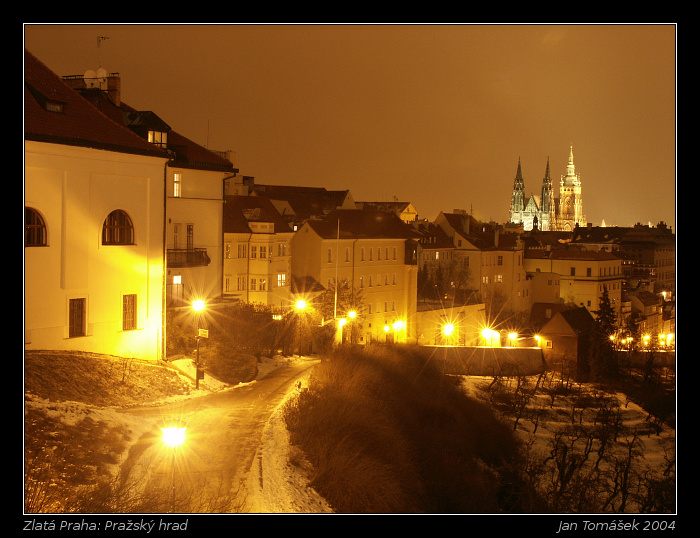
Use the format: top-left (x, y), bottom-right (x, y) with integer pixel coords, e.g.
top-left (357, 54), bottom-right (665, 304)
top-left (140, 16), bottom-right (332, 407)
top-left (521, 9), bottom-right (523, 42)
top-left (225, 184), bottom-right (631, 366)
top-left (167, 248), bottom-right (211, 268)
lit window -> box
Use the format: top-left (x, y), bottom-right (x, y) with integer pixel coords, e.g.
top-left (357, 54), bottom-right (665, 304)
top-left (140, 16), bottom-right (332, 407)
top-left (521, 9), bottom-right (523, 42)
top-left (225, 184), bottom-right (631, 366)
top-left (102, 210), bottom-right (134, 245)
top-left (277, 273), bottom-right (286, 287)
top-left (25, 207), bottom-right (47, 246)
top-left (148, 130), bottom-right (168, 148)
top-left (46, 101), bottom-right (64, 113)
top-left (173, 172), bottom-right (182, 197)
top-left (173, 275), bottom-right (182, 285)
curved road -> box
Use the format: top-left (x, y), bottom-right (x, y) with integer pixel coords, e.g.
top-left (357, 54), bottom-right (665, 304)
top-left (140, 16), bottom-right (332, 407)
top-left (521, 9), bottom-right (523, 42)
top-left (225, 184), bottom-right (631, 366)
top-left (117, 357), bottom-right (319, 513)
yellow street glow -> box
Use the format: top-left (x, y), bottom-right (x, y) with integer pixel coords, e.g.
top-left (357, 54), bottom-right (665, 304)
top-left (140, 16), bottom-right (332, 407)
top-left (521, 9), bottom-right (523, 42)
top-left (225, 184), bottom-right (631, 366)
top-left (161, 426), bottom-right (186, 448)
top-left (442, 323), bottom-right (455, 336)
top-left (295, 300), bottom-right (307, 310)
top-left (192, 300), bottom-right (205, 312)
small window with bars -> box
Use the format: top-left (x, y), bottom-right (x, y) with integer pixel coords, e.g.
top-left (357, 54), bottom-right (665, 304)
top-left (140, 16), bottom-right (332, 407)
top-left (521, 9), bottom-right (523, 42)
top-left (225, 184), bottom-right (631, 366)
top-left (123, 294), bottom-right (137, 331)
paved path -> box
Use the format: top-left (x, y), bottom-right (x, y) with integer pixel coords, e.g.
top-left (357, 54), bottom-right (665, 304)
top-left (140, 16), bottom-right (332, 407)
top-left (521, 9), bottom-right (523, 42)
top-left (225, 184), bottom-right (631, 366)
top-left (117, 358), bottom-right (319, 513)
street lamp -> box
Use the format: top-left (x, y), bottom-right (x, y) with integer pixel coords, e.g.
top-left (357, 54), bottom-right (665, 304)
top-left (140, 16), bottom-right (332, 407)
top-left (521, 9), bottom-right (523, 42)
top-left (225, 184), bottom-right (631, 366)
top-left (508, 332), bottom-right (518, 347)
top-left (295, 299), bottom-right (307, 356)
top-left (192, 300), bottom-right (206, 389)
top-left (161, 425), bottom-right (186, 511)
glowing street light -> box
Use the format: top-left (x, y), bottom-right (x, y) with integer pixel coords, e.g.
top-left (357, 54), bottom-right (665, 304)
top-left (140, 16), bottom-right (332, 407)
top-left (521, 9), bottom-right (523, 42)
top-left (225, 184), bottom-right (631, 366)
top-left (192, 300), bottom-right (206, 389)
top-left (481, 327), bottom-right (499, 347)
top-left (161, 426), bottom-right (186, 448)
top-left (161, 425), bottom-right (186, 511)
top-left (295, 299), bottom-right (307, 311)
top-left (508, 332), bottom-right (518, 347)
top-left (442, 323), bottom-right (455, 337)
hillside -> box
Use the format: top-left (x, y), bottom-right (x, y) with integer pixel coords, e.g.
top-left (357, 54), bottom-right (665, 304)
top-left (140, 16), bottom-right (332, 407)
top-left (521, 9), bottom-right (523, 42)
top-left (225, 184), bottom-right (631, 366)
top-left (23, 350), bottom-right (326, 514)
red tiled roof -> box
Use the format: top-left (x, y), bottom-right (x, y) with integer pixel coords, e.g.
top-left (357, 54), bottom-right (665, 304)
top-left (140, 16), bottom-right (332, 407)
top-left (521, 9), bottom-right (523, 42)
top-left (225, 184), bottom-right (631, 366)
top-left (223, 195), bottom-right (292, 234)
top-left (24, 49), bottom-right (168, 158)
top-left (306, 209), bottom-right (419, 240)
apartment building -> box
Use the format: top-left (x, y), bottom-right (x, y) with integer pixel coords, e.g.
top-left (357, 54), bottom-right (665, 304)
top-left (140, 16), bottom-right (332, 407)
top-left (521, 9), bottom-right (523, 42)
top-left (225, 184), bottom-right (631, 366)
top-left (222, 196), bottom-right (294, 308)
top-left (291, 210), bottom-right (419, 343)
top-left (434, 211), bottom-right (530, 314)
top-left (524, 248), bottom-right (623, 319)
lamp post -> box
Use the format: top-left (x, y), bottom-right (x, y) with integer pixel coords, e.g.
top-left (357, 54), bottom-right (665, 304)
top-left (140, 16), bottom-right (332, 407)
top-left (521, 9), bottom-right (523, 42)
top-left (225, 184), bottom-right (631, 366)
top-left (161, 424), bottom-right (186, 512)
top-left (192, 300), bottom-right (205, 389)
top-left (295, 300), bottom-right (306, 356)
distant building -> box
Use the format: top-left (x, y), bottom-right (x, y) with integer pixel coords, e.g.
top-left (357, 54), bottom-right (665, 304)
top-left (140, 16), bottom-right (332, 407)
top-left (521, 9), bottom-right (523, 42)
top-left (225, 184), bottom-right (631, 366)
top-left (291, 209), bottom-right (419, 343)
top-left (222, 195), bottom-right (294, 308)
top-left (510, 146), bottom-right (586, 232)
top-left (524, 248), bottom-right (623, 320)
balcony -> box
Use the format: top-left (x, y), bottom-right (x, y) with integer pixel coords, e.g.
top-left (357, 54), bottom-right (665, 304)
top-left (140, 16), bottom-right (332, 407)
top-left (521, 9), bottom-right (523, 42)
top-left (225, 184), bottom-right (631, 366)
top-left (167, 247), bottom-right (211, 268)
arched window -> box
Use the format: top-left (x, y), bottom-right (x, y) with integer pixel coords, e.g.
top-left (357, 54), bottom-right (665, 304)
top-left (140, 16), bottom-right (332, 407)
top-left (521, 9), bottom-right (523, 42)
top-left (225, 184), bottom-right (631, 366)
top-left (25, 207), bottom-right (47, 246)
top-left (102, 210), bottom-right (134, 245)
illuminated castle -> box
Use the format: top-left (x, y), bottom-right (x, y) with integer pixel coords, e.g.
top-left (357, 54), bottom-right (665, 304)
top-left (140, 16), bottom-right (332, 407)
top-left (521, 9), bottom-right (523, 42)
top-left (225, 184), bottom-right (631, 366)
top-left (509, 146), bottom-right (586, 231)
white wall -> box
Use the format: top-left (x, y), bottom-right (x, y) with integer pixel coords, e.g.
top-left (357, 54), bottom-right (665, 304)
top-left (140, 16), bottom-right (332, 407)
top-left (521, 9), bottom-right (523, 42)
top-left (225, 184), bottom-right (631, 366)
top-left (24, 141), bottom-right (167, 360)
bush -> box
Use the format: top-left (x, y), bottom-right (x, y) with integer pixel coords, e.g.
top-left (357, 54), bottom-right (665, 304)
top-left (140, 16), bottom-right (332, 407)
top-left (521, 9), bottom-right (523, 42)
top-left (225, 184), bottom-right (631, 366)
top-left (284, 345), bottom-right (527, 513)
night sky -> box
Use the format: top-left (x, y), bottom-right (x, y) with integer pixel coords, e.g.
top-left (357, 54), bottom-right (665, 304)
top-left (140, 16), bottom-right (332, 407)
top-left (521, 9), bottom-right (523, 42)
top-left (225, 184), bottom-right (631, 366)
top-left (24, 24), bottom-right (676, 229)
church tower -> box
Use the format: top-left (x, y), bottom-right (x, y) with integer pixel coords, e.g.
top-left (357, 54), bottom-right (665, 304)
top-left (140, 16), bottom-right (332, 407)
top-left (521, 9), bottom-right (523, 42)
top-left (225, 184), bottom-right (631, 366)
top-left (509, 158), bottom-right (526, 225)
top-left (539, 157), bottom-right (556, 231)
top-left (558, 145), bottom-right (586, 231)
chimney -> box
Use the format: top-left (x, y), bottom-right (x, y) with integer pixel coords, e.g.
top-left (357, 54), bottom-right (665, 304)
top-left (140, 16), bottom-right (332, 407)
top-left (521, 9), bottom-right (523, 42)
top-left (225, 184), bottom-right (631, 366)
top-left (494, 229), bottom-right (499, 248)
top-left (107, 73), bottom-right (121, 107)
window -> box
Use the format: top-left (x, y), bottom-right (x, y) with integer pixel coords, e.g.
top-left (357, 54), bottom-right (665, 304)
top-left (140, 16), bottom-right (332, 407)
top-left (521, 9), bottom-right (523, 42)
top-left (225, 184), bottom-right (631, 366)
top-left (277, 273), bottom-right (286, 287)
top-left (173, 172), bottom-right (182, 197)
top-left (225, 243), bottom-right (231, 259)
top-left (173, 275), bottom-right (182, 285)
top-left (69, 298), bottom-right (86, 338)
top-left (328, 248), bottom-right (333, 263)
top-left (393, 246), bottom-right (397, 260)
top-left (123, 294), bottom-right (137, 331)
top-left (250, 278), bottom-right (257, 291)
top-left (260, 246), bottom-right (267, 259)
top-left (587, 267), bottom-right (592, 277)
top-left (497, 256), bottom-right (503, 266)
top-left (238, 244), bottom-right (247, 258)
top-left (251, 246), bottom-right (257, 259)
top-left (25, 207), bottom-right (47, 246)
top-left (278, 243), bottom-right (287, 257)
top-left (102, 210), bottom-right (134, 245)
top-left (237, 277), bottom-right (246, 291)
top-left (260, 279), bottom-right (267, 291)
top-left (570, 267), bottom-right (576, 276)
top-left (148, 130), bottom-right (168, 148)
top-left (345, 247), bottom-right (350, 262)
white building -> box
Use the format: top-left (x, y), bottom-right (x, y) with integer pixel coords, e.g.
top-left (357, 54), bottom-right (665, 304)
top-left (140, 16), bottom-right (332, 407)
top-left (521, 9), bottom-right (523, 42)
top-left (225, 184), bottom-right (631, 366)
top-left (24, 50), bottom-right (169, 360)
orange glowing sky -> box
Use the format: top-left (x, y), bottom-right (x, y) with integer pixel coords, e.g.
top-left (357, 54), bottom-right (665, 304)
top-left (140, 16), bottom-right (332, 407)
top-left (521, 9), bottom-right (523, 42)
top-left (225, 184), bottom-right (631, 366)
top-left (24, 24), bottom-right (676, 229)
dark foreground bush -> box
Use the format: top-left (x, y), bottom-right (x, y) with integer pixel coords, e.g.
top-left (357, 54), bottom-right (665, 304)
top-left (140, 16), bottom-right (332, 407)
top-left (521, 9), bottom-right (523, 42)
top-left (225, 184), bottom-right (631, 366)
top-left (284, 345), bottom-right (535, 513)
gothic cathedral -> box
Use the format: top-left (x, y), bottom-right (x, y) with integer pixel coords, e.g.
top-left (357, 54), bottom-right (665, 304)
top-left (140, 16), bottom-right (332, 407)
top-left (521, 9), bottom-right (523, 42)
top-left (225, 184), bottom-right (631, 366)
top-left (509, 146), bottom-right (586, 231)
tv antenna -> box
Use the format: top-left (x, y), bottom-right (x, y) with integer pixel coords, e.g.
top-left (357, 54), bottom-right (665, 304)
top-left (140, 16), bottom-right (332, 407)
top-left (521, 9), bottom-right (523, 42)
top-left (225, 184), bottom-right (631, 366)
top-left (97, 35), bottom-right (109, 67)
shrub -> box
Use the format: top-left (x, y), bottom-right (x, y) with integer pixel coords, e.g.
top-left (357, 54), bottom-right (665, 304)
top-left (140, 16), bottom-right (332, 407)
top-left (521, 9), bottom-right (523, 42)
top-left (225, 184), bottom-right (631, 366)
top-left (284, 345), bottom-right (525, 513)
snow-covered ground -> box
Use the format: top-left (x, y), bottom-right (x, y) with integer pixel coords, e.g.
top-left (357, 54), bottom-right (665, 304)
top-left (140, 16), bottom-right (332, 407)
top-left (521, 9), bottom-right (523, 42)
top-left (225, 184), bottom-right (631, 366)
top-left (25, 354), bottom-right (333, 514)
top-left (157, 356), bottom-right (333, 513)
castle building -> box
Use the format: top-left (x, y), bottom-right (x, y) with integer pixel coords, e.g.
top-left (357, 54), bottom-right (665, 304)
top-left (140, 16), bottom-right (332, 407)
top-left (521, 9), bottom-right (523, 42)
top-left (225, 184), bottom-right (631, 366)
top-left (509, 146), bottom-right (586, 231)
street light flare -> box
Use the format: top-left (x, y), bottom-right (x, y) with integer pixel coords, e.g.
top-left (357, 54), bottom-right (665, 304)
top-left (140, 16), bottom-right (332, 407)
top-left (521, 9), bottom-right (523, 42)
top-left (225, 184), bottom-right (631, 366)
top-left (161, 426), bottom-right (186, 448)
